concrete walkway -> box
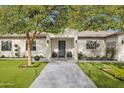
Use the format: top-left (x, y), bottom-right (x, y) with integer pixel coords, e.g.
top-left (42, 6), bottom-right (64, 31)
top-left (30, 60), bottom-right (96, 88)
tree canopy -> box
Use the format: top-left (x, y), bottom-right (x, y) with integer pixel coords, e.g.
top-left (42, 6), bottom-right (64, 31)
top-left (0, 5), bottom-right (124, 66)
top-left (0, 5), bottom-right (124, 34)
top-left (66, 5), bottom-right (124, 31)
top-left (0, 6), bottom-right (68, 34)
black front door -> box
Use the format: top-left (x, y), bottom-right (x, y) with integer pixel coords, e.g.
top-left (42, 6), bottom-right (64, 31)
top-left (58, 41), bottom-right (66, 58)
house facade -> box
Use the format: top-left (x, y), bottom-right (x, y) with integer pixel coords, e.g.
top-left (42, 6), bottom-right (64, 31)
top-left (0, 29), bottom-right (124, 61)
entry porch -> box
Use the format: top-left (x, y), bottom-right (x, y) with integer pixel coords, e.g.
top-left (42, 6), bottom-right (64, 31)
top-left (48, 37), bottom-right (78, 60)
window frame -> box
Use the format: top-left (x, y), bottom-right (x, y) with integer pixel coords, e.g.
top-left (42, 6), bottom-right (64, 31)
top-left (1, 41), bottom-right (12, 51)
top-left (86, 40), bottom-right (100, 49)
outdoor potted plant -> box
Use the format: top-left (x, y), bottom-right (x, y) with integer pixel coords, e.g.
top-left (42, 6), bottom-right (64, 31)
top-left (52, 51), bottom-right (57, 58)
top-left (34, 55), bottom-right (40, 61)
top-left (67, 52), bottom-right (72, 58)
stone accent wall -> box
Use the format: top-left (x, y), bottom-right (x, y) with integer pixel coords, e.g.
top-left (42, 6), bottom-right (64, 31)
top-left (77, 37), bottom-right (106, 57)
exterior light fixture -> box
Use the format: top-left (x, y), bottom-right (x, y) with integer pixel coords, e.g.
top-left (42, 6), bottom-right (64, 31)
top-left (47, 40), bottom-right (49, 44)
top-left (75, 40), bottom-right (77, 43)
top-left (122, 40), bottom-right (124, 44)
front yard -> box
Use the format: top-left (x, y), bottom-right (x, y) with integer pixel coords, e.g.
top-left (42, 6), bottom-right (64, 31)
top-left (79, 62), bottom-right (124, 88)
top-left (0, 59), bottom-right (47, 88)
top-left (1, 59), bottom-right (124, 88)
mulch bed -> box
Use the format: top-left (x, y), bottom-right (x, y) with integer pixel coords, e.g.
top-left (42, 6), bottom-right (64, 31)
top-left (18, 63), bottom-right (40, 68)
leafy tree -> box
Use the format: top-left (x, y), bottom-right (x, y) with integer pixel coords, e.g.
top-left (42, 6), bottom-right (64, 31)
top-left (0, 5), bottom-right (124, 66)
top-left (67, 5), bottom-right (124, 31)
top-left (0, 5), bottom-right (67, 66)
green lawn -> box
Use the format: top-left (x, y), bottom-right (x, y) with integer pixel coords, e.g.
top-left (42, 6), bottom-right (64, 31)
top-left (79, 62), bottom-right (124, 88)
top-left (0, 59), bottom-right (47, 88)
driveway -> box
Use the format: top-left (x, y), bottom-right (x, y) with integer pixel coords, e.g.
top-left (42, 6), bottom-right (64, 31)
top-left (30, 60), bottom-right (96, 88)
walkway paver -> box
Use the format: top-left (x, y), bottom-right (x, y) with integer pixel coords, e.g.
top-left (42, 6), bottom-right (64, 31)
top-left (30, 60), bottom-right (96, 88)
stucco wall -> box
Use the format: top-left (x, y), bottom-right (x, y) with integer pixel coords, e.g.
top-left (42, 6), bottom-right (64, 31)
top-left (0, 38), bottom-right (47, 57)
top-left (1, 33), bottom-right (124, 61)
top-left (105, 35), bottom-right (118, 60)
top-left (117, 34), bottom-right (124, 61)
top-left (77, 37), bottom-right (106, 57)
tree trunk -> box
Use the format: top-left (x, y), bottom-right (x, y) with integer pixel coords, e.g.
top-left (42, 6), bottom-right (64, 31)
top-left (26, 31), bottom-right (37, 66)
top-left (27, 39), bottom-right (32, 66)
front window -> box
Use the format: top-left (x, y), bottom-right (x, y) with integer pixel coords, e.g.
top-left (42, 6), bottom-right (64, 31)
top-left (1, 41), bottom-right (12, 51)
top-left (26, 40), bottom-right (36, 51)
top-left (86, 41), bottom-right (100, 49)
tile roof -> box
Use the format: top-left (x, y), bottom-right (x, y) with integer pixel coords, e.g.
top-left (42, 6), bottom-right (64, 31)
top-left (0, 29), bottom-right (122, 38)
top-left (0, 32), bottom-right (47, 38)
top-left (78, 31), bottom-right (118, 37)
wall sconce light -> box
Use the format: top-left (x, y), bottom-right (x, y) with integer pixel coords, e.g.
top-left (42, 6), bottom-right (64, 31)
top-left (75, 40), bottom-right (77, 43)
top-left (47, 40), bottom-right (49, 44)
top-left (122, 40), bottom-right (124, 44)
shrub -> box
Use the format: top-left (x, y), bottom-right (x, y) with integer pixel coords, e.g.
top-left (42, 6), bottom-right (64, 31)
top-left (96, 55), bottom-right (100, 59)
top-left (100, 56), bottom-right (107, 60)
top-left (106, 48), bottom-right (116, 60)
top-left (15, 53), bottom-right (19, 57)
top-left (86, 57), bottom-right (94, 60)
top-left (23, 55), bottom-right (26, 58)
top-left (40, 55), bottom-right (45, 58)
top-left (111, 48), bottom-right (116, 59)
top-left (34, 56), bottom-right (40, 61)
top-left (52, 52), bottom-right (57, 57)
top-left (78, 53), bottom-right (86, 60)
top-left (15, 49), bottom-right (18, 51)
top-left (1, 55), bottom-right (5, 58)
top-left (67, 52), bottom-right (72, 57)
top-left (14, 44), bottom-right (18, 47)
top-left (78, 53), bottom-right (83, 60)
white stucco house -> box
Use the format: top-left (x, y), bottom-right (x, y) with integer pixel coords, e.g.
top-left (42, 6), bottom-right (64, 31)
top-left (0, 29), bottom-right (124, 61)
